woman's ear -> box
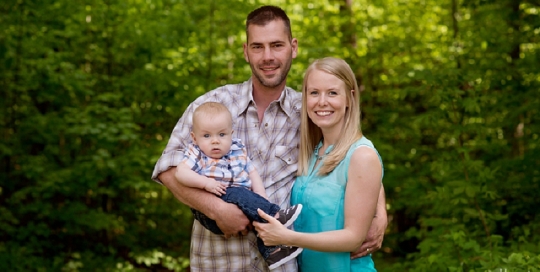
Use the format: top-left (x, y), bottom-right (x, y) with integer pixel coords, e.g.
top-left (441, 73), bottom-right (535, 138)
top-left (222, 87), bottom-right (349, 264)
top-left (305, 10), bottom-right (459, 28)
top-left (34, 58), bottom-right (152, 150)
top-left (348, 89), bottom-right (355, 107)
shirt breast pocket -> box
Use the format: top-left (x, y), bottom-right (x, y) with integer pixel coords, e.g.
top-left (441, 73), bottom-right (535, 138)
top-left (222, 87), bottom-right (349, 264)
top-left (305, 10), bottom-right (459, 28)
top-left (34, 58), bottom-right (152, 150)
top-left (274, 145), bottom-right (297, 165)
top-left (306, 181), bottom-right (343, 217)
top-left (271, 145), bottom-right (299, 188)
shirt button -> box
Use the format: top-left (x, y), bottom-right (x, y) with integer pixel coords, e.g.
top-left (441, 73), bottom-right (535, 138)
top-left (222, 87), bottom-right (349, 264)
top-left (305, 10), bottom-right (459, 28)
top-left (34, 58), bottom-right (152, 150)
top-left (265, 123), bottom-right (268, 127)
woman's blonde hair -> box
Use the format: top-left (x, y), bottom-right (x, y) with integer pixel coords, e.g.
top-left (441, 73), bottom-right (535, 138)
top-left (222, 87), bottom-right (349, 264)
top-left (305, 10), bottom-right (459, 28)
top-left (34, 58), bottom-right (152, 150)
top-left (297, 57), bottom-right (362, 176)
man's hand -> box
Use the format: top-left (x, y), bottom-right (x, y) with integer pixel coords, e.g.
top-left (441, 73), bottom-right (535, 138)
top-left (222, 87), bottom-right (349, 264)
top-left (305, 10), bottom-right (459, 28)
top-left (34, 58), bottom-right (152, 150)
top-left (160, 168), bottom-right (250, 238)
top-left (214, 202), bottom-right (250, 238)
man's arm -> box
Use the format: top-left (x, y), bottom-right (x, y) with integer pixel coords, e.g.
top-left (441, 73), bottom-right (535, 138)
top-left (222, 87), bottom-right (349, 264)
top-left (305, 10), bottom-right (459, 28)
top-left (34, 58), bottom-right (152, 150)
top-left (159, 167), bottom-right (250, 237)
top-left (351, 185), bottom-right (387, 259)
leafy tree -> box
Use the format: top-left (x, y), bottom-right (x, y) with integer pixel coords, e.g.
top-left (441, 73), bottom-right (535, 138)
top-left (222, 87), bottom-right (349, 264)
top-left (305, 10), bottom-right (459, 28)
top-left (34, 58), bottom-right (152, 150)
top-left (1, 0), bottom-right (538, 271)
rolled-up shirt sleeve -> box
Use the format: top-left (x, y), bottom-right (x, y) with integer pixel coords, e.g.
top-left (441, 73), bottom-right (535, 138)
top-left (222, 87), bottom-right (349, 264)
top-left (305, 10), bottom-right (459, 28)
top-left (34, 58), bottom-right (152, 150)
top-left (151, 104), bottom-right (196, 184)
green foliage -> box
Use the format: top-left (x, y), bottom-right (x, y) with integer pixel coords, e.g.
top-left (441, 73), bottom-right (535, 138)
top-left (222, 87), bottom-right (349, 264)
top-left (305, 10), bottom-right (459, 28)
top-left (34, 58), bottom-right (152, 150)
top-left (1, 0), bottom-right (538, 271)
top-left (358, 0), bottom-right (540, 270)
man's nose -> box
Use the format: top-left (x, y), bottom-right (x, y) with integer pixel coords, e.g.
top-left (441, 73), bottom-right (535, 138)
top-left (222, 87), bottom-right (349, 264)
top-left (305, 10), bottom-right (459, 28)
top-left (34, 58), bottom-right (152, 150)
top-left (263, 47), bottom-right (274, 61)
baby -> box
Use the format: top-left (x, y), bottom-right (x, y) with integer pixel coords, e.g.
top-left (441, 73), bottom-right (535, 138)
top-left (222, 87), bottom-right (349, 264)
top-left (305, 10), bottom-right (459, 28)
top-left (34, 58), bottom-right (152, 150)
top-left (175, 102), bottom-right (303, 269)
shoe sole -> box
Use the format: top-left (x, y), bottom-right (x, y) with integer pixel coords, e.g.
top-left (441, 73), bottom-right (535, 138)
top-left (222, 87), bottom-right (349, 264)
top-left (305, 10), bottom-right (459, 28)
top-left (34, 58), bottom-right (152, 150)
top-left (267, 247), bottom-right (303, 270)
top-left (283, 204), bottom-right (303, 228)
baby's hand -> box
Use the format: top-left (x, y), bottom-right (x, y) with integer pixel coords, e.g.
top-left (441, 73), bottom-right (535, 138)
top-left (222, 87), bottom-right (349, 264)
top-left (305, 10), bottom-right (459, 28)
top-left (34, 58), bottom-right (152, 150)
top-left (204, 179), bottom-right (227, 196)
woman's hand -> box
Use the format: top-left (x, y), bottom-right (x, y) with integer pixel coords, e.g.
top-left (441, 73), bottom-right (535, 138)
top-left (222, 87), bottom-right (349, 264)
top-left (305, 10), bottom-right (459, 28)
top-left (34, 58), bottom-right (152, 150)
top-left (253, 208), bottom-right (290, 246)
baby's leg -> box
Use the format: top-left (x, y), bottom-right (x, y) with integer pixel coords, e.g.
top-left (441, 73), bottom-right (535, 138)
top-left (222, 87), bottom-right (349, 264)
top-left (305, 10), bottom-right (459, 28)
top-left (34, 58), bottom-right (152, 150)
top-left (274, 204), bottom-right (303, 227)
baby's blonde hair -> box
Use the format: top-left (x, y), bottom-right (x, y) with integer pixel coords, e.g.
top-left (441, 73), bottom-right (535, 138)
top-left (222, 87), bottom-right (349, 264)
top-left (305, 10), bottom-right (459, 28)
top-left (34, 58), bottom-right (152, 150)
top-left (192, 102), bottom-right (233, 129)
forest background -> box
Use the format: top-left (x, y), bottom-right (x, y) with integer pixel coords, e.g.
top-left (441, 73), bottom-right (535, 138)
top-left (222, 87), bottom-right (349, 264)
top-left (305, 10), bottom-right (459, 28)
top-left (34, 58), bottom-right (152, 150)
top-left (1, 0), bottom-right (539, 271)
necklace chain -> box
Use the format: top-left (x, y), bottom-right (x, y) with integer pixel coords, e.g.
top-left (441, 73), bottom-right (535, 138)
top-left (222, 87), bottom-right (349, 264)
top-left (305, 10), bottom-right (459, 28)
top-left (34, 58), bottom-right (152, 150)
top-left (314, 144), bottom-right (331, 161)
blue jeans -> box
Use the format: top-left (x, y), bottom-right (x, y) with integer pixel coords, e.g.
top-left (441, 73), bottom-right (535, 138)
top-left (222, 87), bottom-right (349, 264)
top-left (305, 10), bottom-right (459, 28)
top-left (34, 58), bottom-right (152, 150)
top-left (191, 186), bottom-right (281, 259)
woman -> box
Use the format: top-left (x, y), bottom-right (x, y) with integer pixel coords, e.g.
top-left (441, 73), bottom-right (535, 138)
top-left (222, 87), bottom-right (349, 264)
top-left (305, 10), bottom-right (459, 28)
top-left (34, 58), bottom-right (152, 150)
top-left (254, 57), bottom-right (383, 271)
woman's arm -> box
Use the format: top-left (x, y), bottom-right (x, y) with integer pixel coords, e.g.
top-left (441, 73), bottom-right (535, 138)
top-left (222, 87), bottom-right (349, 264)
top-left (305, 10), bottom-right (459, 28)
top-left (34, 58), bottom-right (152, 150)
top-left (352, 186), bottom-right (387, 258)
top-left (254, 146), bottom-right (382, 252)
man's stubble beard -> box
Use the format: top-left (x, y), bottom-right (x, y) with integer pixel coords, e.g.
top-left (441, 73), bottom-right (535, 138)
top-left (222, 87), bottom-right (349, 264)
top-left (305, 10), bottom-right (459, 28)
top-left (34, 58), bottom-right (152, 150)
top-left (251, 57), bottom-right (293, 88)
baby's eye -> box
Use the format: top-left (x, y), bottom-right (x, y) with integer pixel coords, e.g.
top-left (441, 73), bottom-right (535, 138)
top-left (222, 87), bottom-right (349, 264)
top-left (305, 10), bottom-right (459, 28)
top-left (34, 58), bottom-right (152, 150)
top-left (203, 134), bottom-right (210, 138)
top-left (219, 133), bottom-right (226, 137)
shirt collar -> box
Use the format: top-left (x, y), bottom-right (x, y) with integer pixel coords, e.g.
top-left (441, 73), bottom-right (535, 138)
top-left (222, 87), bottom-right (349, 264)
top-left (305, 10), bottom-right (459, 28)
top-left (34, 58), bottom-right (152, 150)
top-left (236, 78), bottom-right (300, 118)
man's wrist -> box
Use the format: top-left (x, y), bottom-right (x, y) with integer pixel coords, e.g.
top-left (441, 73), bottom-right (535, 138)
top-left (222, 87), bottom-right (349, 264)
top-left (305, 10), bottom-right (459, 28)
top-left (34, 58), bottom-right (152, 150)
top-left (205, 198), bottom-right (227, 220)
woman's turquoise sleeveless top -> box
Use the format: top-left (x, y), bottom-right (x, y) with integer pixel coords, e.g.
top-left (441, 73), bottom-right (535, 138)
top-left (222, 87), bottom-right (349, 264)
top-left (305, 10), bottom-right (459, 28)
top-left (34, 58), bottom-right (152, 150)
top-left (291, 136), bottom-right (383, 271)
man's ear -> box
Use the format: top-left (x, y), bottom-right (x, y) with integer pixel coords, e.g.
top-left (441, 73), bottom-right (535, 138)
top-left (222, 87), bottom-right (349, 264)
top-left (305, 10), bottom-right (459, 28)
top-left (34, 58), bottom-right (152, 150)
top-left (291, 38), bottom-right (298, 59)
top-left (243, 43), bottom-right (249, 62)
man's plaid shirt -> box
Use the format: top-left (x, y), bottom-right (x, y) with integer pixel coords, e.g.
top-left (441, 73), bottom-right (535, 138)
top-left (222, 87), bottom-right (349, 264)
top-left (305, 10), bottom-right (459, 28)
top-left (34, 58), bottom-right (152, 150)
top-left (152, 78), bottom-right (301, 271)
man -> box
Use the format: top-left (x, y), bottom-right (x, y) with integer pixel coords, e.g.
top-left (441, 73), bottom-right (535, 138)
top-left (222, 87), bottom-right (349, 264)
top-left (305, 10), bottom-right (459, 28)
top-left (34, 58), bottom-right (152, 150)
top-left (152, 5), bottom-right (387, 272)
